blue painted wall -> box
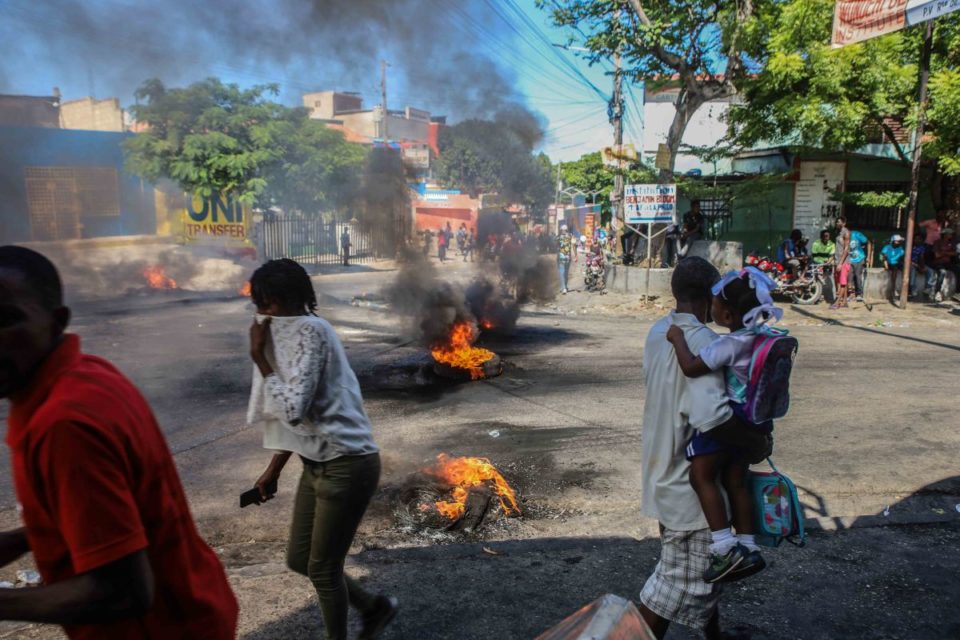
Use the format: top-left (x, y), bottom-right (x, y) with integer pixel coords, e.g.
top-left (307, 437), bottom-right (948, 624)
top-left (0, 125), bottom-right (156, 243)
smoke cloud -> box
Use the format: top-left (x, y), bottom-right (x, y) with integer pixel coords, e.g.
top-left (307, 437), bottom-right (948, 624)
top-left (1, 0), bottom-right (543, 126)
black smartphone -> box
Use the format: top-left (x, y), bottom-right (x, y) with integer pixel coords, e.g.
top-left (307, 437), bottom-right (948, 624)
top-left (240, 479), bottom-right (277, 508)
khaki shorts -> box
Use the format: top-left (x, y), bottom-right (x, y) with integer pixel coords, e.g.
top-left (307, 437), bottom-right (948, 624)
top-left (640, 525), bottom-right (722, 629)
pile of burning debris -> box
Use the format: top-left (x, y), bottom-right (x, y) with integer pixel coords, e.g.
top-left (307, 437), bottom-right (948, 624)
top-left (398, 454), bottom-right (521, 533)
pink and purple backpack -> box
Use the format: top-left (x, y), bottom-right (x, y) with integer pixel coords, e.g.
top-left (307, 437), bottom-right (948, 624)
top-left (743, 330), bottom-right (798, 424)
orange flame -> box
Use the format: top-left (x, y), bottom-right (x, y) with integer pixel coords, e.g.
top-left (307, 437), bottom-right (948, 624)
top-left (143, 266), bottom-right (177, 290)
top-left (239, 281), bottom-right (252, 297)
top-left (479, 319), bottom-right (494, 330)
top-left (431, 321), bottom-right (495, 380)
top-left (424, 453), bottom-right (520, 521)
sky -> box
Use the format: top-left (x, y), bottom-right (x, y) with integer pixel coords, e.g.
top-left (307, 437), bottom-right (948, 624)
top-left (0, 0), bottom-right (643, 162)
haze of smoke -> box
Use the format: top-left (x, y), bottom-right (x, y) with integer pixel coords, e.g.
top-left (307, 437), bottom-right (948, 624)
top-left (384, 250), bottom-right (471, 346)
top-left (2, 0), bottom-right (544, 128)
top-left (32, 244), bottom-right (254, 301)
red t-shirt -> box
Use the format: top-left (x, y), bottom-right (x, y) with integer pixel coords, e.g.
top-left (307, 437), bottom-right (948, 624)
top-left (6, 335), bottom-right (238, 640)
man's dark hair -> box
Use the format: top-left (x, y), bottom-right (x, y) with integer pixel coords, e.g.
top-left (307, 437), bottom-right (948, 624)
top-left (250, 259), bottom-right (317, 315)
top-left (790, 228), bottom-right (802, 242)
top-left (837, 216), bottom-right (846, 224)
top-left (0, 246), bottom-right (63, 309)
top-left (820, 229), bottom-right (830, 238)
top-left (671, 256), bottom-right (720, 304)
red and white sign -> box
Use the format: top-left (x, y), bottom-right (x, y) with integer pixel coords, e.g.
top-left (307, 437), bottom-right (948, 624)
top-left (832, 0), bottom-right (960, 46)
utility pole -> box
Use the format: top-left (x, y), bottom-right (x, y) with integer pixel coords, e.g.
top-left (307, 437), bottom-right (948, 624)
top-left (899, 20), bottom-right (934, 310)
top-left (380, 59), bottom-right (389, 142)
top-left (610, 8), bottom-right (626, 255)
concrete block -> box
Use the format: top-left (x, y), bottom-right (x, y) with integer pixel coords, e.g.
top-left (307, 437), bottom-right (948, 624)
top-left (865, 268), bottom-right (956, 301)
top-left (687, 240), bottom-right (743, 273)
top-left (606, 266), bottom-right (672, 296)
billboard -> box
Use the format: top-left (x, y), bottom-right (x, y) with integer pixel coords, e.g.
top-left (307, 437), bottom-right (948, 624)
top-left (624, 184), bottom-right (677, 224)
top-left (182, 192), bottom-right (250, 241)
top-left (832, 0), bottom-right (959, 46)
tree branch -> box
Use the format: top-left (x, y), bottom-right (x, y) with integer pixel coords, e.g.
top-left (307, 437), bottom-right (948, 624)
top-left (877, 118), bottom-right (911, 164)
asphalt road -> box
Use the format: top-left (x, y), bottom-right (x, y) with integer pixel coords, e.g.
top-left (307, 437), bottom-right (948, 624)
top-left (2, 258), bottom-right (959, 639)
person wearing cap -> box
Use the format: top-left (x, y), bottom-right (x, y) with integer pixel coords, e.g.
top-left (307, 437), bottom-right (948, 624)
top-left (880, 234), bottom-right (905, 301)
top-left (557, 224), bottom-right (577, 294)
top-left (880, 234), bottom-right (905, 270)
top-left (930, 228), bottom-right (958, 302)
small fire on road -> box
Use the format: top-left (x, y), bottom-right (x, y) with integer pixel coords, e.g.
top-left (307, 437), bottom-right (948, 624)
top-left (421, 453), bottom-right (521, 522)
top-left (239, 281), bottom-right (252, 297)
top-left (143, 265), bottom-right (177, 290)
top-left (431, 321), bottom-right (499, 380)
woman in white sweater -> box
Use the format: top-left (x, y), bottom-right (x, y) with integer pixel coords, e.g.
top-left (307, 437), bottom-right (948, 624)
top-left (246, 259), bottom-right (397, 640)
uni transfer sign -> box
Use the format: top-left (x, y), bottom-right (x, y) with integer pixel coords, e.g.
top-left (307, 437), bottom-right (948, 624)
top-left (182, 193), bottom-right (250, 241)
top-left (832, 0), bottom-right (960, 46)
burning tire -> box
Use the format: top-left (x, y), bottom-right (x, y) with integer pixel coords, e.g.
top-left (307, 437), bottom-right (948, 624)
top-left (433, 353), bottom-right (502, 381)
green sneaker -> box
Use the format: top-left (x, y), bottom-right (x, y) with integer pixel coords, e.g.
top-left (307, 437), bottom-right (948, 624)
top-left (722, 548), bottom-right (767, 583)
top-left (703, 544), bottom-right (746, 583)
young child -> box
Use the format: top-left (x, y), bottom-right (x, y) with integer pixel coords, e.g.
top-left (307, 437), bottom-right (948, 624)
top-left (666, 267), bottom-right (786, 583)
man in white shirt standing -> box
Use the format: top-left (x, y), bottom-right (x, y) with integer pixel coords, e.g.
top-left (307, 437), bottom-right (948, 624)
top-left (639, 257), bottom-right (772, 639)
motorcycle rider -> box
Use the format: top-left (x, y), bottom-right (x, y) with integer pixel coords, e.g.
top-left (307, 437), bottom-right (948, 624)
top-left (777, 229), bottom-right (805, 279)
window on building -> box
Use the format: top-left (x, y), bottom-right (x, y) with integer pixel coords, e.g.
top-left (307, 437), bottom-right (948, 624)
top-left (24, 167), bottom-right (121, 240)
top-left (843, 181), bottom-right (908, 232)
top-left (698, 197), bottom-right (732, 240)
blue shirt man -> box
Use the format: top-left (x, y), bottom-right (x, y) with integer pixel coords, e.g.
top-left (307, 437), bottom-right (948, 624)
top-left (880, 235), bottom-right (905, 268)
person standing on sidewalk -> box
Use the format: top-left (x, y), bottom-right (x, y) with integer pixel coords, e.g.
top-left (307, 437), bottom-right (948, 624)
top-left (246, 259), bottom-right (397, 640)
top-left (340, 228), bottom-right (352, 267)
top-left (0, 246), bottom-right (238, 640)
top-left (640, 257), bottom-right (771, 639)
top-left (831, 217), bottom-right (852, 309)
top-left (557, 224), bottom-right (577, 294)
top-left (847, 228), bottom-right (870, 302)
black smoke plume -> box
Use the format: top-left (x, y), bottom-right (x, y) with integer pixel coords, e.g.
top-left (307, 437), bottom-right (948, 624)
top-left (2, 0), bottom-right (543, 126)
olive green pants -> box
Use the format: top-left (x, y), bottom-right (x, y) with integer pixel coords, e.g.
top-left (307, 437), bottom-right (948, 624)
top-left (286, 453), bottom-right (381, 640)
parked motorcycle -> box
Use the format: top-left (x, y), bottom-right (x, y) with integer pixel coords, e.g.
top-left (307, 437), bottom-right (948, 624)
top-left (584, 252), bottom-right (606, 293)
top-left (745, 254), bottom-right (828, 305)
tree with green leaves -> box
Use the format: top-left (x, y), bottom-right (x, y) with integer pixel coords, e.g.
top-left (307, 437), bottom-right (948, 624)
top-left (559, 151), bottom-right (656, 222)
top-left (543, 0), bottom-right (768, 182)
top-left (124, 78), bottom-right (367, 215)
top-left (433, 118), bottom-right (555, 214)
top-left (726, 0), bottom-right (960, 210)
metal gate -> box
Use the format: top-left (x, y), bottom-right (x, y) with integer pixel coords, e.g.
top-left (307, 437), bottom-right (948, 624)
top-left (258, 218), bottom-right (391, 266)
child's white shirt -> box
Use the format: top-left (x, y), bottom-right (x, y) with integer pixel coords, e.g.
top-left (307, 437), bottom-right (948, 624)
top-left (698, 329), bottom-right (756, 402)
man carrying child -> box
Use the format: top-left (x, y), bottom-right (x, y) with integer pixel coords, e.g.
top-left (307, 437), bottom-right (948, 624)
top-left (640, 257), bottom-right (773, 639)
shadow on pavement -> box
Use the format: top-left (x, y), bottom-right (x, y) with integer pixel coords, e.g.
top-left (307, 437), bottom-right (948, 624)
top-left (240, 523), bottom-right (960, 640)
top-left (789, 306), bottom-right (960, 352)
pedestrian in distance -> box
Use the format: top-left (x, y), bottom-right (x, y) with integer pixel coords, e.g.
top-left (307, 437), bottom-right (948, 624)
top-left (246, 259), bottom-right (397, 640)
top-left (437, 226), bottom-right (448, 262)
top-left (831, 216), bottom-right (852, 309)
top-left (340, 227), bottom-right (351, 267)
top-left (847, 228), bottom-right (870, 302)
top-left (557, 224), bottom-right (577, 294)
top-left (640, 257), bottom-right (772, 640)
top-left (811, 229), bottom-right (835, 265)
top-left (909, 230), bottom-right (936, 299)
top-left (456, 223), bottom-right (467, 257)
top-left (930, 228), bottom-right (959, 302)
top-left (0, 246), bottom-right (238, 639)
top-left (422, 229), bottom-right (432, 258)
top-left (464, 229), bottom-right (475, 262)
top-left (880, 234), bottom-right (906, 301)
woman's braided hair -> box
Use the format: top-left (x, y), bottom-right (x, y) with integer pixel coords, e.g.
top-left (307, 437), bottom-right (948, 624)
top-left (249, 259), bottom-right (317, 315)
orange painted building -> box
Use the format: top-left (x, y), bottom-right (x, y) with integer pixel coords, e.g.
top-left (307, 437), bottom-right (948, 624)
top-left (413, 192), bottom-right (480, 233)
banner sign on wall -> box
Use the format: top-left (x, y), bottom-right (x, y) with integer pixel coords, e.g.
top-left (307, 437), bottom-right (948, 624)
top-left (182, 192), bottom-right (250, 241)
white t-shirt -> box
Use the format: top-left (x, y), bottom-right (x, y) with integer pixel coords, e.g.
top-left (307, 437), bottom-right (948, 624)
top-left (698, 330), bottom-right (756, 403)
top-left (641, 312), bottom-right (733, 531)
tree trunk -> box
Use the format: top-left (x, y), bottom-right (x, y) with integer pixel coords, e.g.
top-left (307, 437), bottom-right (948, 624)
top-left (657, 92), bottom-right (706, 184)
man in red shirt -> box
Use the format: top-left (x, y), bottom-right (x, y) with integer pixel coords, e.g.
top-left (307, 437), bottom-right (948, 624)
top-left (0, 246), bottom-right (238, 639)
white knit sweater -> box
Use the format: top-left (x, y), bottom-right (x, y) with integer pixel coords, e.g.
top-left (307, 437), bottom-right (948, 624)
top-left (246, 315), bottom-right (379, 462)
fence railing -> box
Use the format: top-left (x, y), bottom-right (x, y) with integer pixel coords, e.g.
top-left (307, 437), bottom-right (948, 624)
top-left (257, 219), bottom-right (389, 266)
